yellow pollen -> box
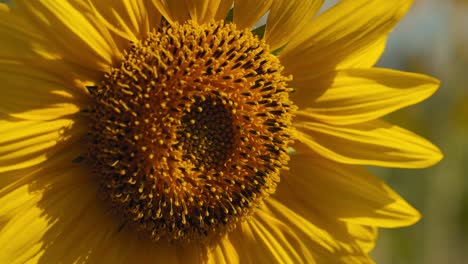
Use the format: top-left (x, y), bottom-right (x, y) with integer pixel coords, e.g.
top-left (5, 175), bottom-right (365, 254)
top-left (86, 20), bottom-right (295, 242)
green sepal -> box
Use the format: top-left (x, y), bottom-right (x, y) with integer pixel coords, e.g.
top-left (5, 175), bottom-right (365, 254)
top-left (252, 24), bottom-right (266, 39)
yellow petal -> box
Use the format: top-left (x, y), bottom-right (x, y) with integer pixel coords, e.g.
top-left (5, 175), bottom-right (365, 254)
top-left (280, 153), bottom-right (422, 227)
top-left (346, 36), bottom-right (387, 69)
top-left (0, 136), bottom-right (84, 199)
top-left (265, 0), bottom-right (323, 50)
top-left (279, 0), bottom-right (411, 82)
top-left (0, 167), bottom-right (36, 198)
top-left (229, 208), bottom-right (316, 263)
top-left (294, 119), bottom-right (443, 168)
top-left (293, 68), bottom-right (440, 125)
top-left (86, 0), bottom-right (162, 44)
top-left (285, 36), bottom-right (387, 94)
top-left (261, 199), bottom-right (374, 263)
top-left (14, 0), bottom-right (116, 72)
top-left (0, 4), bottom-right (118, 94)
top-left (214, 0), bottom-right (234, 21)
top-left (185, 0), bottom-right (225, 24)
top-left (273, 185), bottom-right (376, 263)
top-left (0, 62), bottom-right (81, 120)
top-left (28, 180), bottom-right (108, 263)
top-left (249, 212), bottom-right (312, 263)
top-left (206, 235), bottom-right (239, 264)
top-left (0, 5), bottom-right (60, 62)
top-left (0, 8), bottom-right (106, 92)
top-left (347, 225), bottom-right (378, 253)
top-left (0, 145), bottom-right (114, 262)
top-left (151, 0), bottom-right (190, 23)
top-left (0, 186), bottom-right (47, 263)
top-left (233, 0), bottom-right (273, 30)
top-left (0, 119), bottom-right (76, 173)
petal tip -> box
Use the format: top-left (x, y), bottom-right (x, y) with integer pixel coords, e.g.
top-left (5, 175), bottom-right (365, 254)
top-left (425, 75), bottom-right (441, 91)
top-left (399, 205), bottom-right (422, 227)
top-left (420, 145), bottom-right (444, 169)
top-left (385, 199), bottom-right (422, 228)
top-left (432, 149), bottom-right (444, 165)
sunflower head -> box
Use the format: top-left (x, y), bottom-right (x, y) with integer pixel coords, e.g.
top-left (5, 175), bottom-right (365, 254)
top-left (0, 0), bottom-right (443, 263)
top-left (87, 20), bottom-right (295, 242)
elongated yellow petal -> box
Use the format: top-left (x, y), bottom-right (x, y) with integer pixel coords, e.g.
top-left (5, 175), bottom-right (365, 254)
top-left (265, 0), bottom-right (323, 50)
top-left (206, 235), bottom-right (239, 264)
top-left (0, 8), bottom-right (108, 92)
top-left (185, 0), bottom-right (224, 24)
top-left (346, 36), bottom-right (387, 69)
top-left (280, 0), bottom-right (411, 82)
top-left (280, 153), bottom-right (421, 227)
top-left (14, 0), bottom-right (116, 72)
top-left (151, 0), bottom-right (190, 23)
top-left (86, 0), bottom-right (162, 44)
top-left (118, 0), bottom-right (162, 37)
top-left (286, 36), bottom-right (387, 94)
top-left (261, 199), bottom-right (375, 263)
top-left (0, 62), bottom-right (81, 120)
top-left (347, 225), bottom-right (378, 253)
top-left (233, 0), bottom-right (272, 30)
top-left (214, 0), bottom-right (234, 21)
top-left (249, 211), bottom-right (312, 263)
top-left (293, 68), bottom-right (440, 124)
top-left (150, 0), bottom-right (173, 22)
top-left (0, 119), bottom-right (72, 147)
top-left (1, 145), bottom-right (111, 262)
top-left (29, 182), bottom-right (107, 263)
top-left (0, 5), bottom-right (60, 62)
top-left (0, 138), bottom-right (83, 200)
top-left (273, 184), bottom-right (376, 263)
top-left (0, 119), bottom-right (75, 173)
top-left (167, 1), bottom-right (191, 22)
top-left (294, 119), bottom-right (443, 168)
top-left (0, 186), bottom-right (46, 263)
top-left (227, 207), bottom-right (316, 263)
top-left (0, 158), bottom-right (117, 263)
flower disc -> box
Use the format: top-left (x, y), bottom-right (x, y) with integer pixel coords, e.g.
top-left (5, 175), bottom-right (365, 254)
top-left (87, 21), bottom-right (295, 242)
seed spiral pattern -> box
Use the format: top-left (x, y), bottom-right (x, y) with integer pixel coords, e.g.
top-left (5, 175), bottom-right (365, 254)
top-left (87, 21), bottom-right (295, 242)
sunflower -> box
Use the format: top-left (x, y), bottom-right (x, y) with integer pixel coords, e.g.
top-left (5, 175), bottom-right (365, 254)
top-left (0, 0), bottom-right (442, 263)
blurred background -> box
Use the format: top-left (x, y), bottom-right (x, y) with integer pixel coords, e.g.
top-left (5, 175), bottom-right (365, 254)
top-left (1, 0), bottom-right (466, 263)
top-left (364, 0), bottom-right (468, 263)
